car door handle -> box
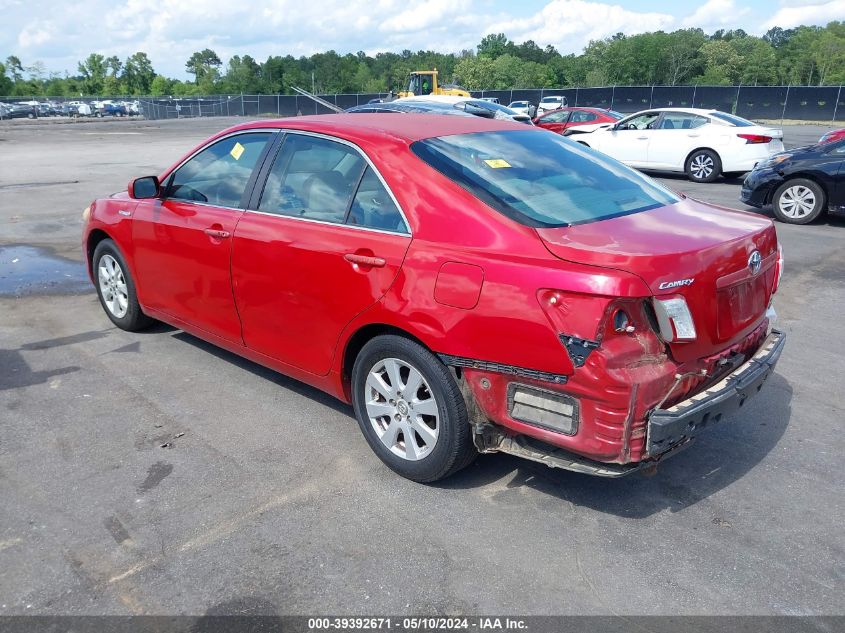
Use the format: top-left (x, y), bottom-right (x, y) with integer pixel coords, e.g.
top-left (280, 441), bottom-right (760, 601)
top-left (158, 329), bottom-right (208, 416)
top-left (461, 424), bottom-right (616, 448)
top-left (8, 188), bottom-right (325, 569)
top-left (203, 228), bottom-right (230, 239)
top-left (637, 136), bottom-right (648, 140)
top-left (344, 253), bottom-right (386, 268)
top-left (687, 134), bottom-right (700, 138)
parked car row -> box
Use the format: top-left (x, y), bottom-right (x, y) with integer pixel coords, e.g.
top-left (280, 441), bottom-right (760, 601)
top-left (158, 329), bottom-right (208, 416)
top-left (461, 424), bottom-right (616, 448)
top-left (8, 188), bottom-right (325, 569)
top-left (0, 99), bottom-right (141, 120)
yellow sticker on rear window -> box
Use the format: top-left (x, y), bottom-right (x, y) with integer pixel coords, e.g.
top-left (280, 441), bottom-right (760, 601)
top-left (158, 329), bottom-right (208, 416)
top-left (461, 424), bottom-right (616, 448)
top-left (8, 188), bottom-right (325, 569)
top-left (230, 142), bottom-right (245, 160)
top-left (484, 158), bottom-right (511, 168)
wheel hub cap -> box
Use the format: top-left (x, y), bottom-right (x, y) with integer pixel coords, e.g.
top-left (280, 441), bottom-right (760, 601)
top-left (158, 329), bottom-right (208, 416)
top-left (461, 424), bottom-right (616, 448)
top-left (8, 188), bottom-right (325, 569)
top-left (780, 185), bottom-right (815, 218)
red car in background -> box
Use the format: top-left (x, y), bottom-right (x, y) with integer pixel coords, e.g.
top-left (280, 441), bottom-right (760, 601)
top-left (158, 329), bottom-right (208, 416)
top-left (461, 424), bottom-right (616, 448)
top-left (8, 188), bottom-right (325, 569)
top-left (819, 128), bottom-right (845, 144)
top-left (82, 114), bottom-right (784, 483)
top-left (533, 107), bottom-right (623, 136)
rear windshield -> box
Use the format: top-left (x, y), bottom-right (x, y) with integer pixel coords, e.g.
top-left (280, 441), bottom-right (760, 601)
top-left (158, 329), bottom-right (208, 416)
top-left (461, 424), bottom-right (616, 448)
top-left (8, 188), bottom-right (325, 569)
top-left (710, 111), bottom-right (754, 127)
top-left (410, 130), bottom-right (680, 227)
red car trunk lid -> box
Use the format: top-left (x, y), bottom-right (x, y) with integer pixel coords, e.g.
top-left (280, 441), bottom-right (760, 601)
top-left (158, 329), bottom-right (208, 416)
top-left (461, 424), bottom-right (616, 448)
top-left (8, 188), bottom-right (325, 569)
top-left (536, 199), bottom-right (778, 362)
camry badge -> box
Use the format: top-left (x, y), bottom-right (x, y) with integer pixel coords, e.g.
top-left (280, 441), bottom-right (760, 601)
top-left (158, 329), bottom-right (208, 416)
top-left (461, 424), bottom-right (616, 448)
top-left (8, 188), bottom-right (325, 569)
top-left (748, 250), bottom-right (762, 275)
top-left (658, 278), bottom-right (694, 290)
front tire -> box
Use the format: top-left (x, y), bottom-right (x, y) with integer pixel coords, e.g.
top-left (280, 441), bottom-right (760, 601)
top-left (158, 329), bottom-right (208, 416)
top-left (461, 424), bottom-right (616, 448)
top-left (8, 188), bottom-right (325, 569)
top-left (351, 335), bottom-right (476, 482)
top-left (772, 178), bottom-right (825, 224)
top-left (685, 149), bottom-right (721, 183)
top-left (92, 239), bottom-right (154, 331)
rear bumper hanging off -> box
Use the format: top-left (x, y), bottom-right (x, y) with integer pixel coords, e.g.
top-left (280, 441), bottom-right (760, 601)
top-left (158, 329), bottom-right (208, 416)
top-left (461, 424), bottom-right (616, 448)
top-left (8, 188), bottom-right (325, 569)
top-left (647, 329), bottom-right (786, 457)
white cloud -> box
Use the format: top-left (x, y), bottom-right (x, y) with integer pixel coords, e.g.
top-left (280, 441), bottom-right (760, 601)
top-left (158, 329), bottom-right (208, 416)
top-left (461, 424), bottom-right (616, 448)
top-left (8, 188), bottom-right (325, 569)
top-left (17, 21), bottom-right (53, 48)
top-left (0, 0), bottom-right (840, 79)
top-left (681, 0), bottom-right (752, 30)
top-left (484, 0), bottom-right (675, 54)
top-left (763, 0), bottom-right (845, 29)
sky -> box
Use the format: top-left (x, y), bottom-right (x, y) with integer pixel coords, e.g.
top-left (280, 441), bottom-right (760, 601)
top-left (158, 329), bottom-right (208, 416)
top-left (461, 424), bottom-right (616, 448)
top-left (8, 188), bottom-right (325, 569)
top-left (3, 0), bottom-right (844, 79)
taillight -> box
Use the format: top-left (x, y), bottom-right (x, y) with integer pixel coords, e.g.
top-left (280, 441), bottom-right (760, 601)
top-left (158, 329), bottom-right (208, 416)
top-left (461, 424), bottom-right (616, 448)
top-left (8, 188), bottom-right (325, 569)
top-left (738, 134), bottom-right (773, 144)
top-left (773, 244), bottom-right (784, 294)
top-left (653, 296), bottom-right (697, 342)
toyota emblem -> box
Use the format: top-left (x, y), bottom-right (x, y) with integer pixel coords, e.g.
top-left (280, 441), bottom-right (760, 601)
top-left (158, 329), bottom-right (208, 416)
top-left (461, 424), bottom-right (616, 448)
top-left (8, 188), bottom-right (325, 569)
top-left (748, 250), bottom-right (762, 275)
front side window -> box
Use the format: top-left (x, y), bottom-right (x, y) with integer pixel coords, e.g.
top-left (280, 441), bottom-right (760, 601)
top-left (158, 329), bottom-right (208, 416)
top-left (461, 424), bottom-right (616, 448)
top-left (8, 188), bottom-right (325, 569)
top-left (411, 129), bottom-right (680, 227)
top-left (619, 112), bottom-right (659, 130)
top-left (167, 132), bottom-right (272, 207)
top-left (542, 110), bottom-right (570, 123)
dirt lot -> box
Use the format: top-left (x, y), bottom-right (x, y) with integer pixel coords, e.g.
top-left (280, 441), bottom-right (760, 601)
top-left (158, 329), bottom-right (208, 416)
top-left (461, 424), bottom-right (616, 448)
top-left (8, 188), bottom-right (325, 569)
top-left (0, 117), bottom-right (843, 616)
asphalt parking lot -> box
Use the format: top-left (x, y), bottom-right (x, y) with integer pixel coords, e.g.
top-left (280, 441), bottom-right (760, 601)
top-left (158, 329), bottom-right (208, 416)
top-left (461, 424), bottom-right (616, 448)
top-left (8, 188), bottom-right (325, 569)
top-left (0, 117), bottom-right (843, 616)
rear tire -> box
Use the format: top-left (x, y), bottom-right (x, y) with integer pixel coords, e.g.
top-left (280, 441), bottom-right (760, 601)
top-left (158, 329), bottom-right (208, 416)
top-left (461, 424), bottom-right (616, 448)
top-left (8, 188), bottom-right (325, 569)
top-left (351, 335), bottom-right (476, 482)
top-left (92, 239), bottom-right (154, 331)
top-left (772, 178), bottom-right (825, 224)
top-left (685, 149), bottom-right (721, 183)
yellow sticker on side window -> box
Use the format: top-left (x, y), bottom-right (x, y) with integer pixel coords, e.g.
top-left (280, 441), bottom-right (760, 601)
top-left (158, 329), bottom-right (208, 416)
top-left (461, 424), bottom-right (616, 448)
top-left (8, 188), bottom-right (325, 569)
top-left (483, 158), bottom-right (511, 168)
top-left (230, 142), bottom-right (245, 160)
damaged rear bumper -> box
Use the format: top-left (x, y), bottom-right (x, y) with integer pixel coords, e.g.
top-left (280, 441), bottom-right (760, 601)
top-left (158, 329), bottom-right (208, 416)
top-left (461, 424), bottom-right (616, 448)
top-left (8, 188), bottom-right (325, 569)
top-left (646, 328), bottom-right (786, 457)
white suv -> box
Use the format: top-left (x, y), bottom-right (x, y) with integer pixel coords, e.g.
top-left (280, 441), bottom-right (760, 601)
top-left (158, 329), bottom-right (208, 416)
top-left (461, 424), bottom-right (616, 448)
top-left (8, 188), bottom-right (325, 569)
top-left (537, 95), bottom-right (568, 114)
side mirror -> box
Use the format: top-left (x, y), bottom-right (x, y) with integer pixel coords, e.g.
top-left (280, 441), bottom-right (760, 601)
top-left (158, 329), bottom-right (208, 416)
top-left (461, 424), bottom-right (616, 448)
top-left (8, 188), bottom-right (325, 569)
top-left (129, 176), bottom-right (160, 199)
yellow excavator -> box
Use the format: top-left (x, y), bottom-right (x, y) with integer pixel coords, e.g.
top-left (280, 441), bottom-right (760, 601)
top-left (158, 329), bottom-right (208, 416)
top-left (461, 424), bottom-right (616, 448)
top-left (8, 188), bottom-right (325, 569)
top-left (397, 69), bottom-right (470, 98)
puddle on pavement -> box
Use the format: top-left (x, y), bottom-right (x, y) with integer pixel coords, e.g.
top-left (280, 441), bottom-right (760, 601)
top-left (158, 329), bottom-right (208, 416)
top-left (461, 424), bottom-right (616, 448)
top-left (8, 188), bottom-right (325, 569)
top-left (0, 245), bottom-right (91, 297)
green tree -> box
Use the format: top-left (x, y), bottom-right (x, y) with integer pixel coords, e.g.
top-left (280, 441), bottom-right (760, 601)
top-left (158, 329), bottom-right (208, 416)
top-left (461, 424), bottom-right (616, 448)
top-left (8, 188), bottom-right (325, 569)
top-left (454, 55), bottom-right (495, 90)
top-left (5, 56), bottom-right (24, 82)
top-left (477, 33), bottom-right (514, 59)
top-left (186, 49), bottom-right (222, 84)
top-left (78, 53), bottom-right (108, 94)
top-left (811, 22), bottom-right (845, 84)
top-left (122, 52), bottom-right (156, 94)
top-left (150, 75), bottom-right (172, 96)
top-left (696, 40), bottom-right (743, 84)
top-left (0, 62), bottom-right (12, 95)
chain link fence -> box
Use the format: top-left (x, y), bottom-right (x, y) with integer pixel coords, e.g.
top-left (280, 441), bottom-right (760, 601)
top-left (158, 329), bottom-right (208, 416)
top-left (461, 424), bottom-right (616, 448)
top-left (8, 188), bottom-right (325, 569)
top-left (3, 86), bottom-right (844, 121)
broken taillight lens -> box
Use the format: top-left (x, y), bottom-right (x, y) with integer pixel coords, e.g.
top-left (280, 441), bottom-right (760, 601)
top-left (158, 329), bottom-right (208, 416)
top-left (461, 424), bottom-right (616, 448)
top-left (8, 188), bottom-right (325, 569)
top-left (653, 296), bottom-right (697, 342)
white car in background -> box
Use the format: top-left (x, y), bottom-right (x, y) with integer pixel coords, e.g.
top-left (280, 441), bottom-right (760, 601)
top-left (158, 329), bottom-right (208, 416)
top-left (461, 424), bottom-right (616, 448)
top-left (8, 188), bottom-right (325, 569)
top-left (508, 100), bottom-right (536, 117)
top-left (573, 108), bottom-right (784, 182)
top-left (536, 95), bottom-right (568, 114)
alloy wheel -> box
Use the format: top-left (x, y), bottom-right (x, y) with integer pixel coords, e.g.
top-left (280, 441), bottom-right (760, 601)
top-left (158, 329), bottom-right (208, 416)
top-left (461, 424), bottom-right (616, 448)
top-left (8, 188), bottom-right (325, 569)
top-left (364, 358), bottom-right (439, 461)
top-left (98, 254), bottom-right (129, 318)
top-left (690, 153), bottom-right (714, 180)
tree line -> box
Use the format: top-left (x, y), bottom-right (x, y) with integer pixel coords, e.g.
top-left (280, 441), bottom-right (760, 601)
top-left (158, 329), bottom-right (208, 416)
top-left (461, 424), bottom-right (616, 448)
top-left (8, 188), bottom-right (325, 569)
top-left (2, 22), bottom-right (844, 98)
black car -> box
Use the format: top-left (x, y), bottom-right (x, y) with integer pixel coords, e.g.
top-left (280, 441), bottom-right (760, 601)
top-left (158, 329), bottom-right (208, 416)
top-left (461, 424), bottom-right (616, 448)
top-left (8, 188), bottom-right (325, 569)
top-left (1, 104), bottom-right (38, 119)
top-left (741, 139), bottom-right (845, 224)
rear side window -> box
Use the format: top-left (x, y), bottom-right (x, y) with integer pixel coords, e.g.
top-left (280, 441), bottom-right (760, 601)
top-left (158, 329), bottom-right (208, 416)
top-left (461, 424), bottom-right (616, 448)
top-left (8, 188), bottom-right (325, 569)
top-left (258, 134), bottom-right (408, 232)
top-left (570, 110), bottom-right (598, 123)
top-left (411, 130), bottom-right (680, 227)
top-left (710, 112), bottom-right (754, 127)
top-left (659, 112), bottom-right (709, 130)
top-left (348, 167), bottom-right (406, 232)
top-left (167, 133), bottom-right (272, 207)
top-left (258, 134), bottom-right (365, 223)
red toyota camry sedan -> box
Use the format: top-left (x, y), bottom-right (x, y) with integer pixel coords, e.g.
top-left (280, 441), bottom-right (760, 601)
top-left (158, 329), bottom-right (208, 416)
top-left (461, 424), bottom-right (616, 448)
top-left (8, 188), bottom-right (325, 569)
top-left (82, 114), bottom-right (785, 482)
